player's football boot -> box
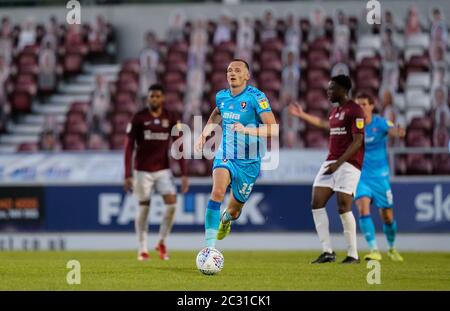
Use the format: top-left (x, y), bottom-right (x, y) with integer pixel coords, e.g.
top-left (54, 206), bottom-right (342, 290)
top-left (155, 242), bottom-right (169, 260)
top-left (364, 249), bottom-right (382, 261)
top-left (217, 220), bottom-right (231, 240)
top-left (387, 248), bottom-right (404, 262)
top-left (137, 252), bottom-right (150, 261)
top-left (341, 256), bottom-right (361, 264)
top-left (310, 251), bottom-right (336, 264)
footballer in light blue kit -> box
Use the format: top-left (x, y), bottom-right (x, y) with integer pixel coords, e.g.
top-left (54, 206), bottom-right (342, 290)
top-left (195, 59), bottom-right (278, 249)
top-left (354, 93), bottom-right (406, 262)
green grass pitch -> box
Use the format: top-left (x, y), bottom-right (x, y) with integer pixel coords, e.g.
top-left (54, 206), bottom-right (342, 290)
top-left (0, 251), bottom-right (449, 290)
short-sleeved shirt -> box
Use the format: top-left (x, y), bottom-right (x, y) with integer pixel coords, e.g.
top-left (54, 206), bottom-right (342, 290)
top-left (215, 85), bottom-right (272, 163)
top-left (125, 108), bottom-right (180, 175)
top-left (361, 115), bottom-right (393, 179)
top-left (327, 100), bottom-right (365, 170)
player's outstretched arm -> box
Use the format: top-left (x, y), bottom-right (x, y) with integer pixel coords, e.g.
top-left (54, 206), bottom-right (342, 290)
top-left (232, 111), bottom-right (279, 137)
top-left (288, 102), bottom-right (329, 130)
top-left (195, 107), bottom-right (222, 152)
top-left (124, 135), bottom-right (135, 192)
top-left (388, 125), bottom-right (406, 138)
top-left (324, 132), bottom-right (364, 175)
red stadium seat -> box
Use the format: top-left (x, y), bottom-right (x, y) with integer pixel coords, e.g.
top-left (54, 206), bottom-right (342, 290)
top-left (406, 154), bottom-right (433, 175)
top-left (310, 38), bottom-right (332, 52)
top-left (408, 117), bottom-right (433, 132)
top-left (64, 53), bottom-right (83, 74)
top-left (14, 73), bottom-right (37, 95)
top-left (433, 154), bottom-right (450, 174)
top-left (304, 129), bottom-right (328, 148)
top-left (109, 133), bottom-right (127, 150)
top-left (62, 133), bottom-right (86, 151)
top-left (10, 92), bottom-right (32, 115)
top-left (69, 101), bottom-right (91, 114)
top-left (17, 142), bottom-right (39, 152)
top-left (111, 112), bottom-right (132, 134)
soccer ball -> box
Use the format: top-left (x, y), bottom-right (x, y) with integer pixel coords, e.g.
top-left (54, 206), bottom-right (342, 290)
top-left (196, 247), bottom-right (224, 275)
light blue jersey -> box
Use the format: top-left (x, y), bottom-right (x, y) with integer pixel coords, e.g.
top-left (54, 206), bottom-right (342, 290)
top-left (213, 85), bottom-right (272, 203)
top-left (361, 115), bottom-right (393, 179)
top-left (356, 115), bottom-right (394, 208)
top-left (215, 85), bottom-right (272, 163)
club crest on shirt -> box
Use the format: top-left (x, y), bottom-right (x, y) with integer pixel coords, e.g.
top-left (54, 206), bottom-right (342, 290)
top-left (240, 101), bottom-right (247, 111)
top-left (162, 119), bottom-right (169, 128)
top-left (154, 119), bottom-right (160, 125)
top-left (356, 118), bottom-right (364, 129)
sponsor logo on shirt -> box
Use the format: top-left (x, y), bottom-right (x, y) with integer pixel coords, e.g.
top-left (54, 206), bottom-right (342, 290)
top-left (258, 98), bottom-right (269, 110)
top-left (356, 118), bottom-right (364, 129)
top-left (144, 130), bottom-right (169, 140)
top-left (223, 112), bottom-right (241, 120)
top-left (330, 127), bottom-right (348, 135)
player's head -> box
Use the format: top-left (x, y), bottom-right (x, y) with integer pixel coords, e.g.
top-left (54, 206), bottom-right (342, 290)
top-left (327, 75), bottom-right (352, 103)
top-left (226, 59), bottom-right (250, 89)
top-left (355, 92), bottom-right (375, 118)
top-left (147, 84), bottom-right (165, 111)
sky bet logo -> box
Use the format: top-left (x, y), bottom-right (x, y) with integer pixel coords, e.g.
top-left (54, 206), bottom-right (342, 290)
top-left (98, 193), bottom-right (265, 226)
top-left (415, 185), bottom-right (450, 222)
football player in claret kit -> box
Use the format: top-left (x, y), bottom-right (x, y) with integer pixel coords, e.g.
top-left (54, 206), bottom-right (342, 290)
top-left (354, 93), bottom-right (405, 262)
top-left (195, 59), bottom-right (278, 248)
top-left (124, 84), bottom-right (189, 261)
top-left (289, 75), bottom-right (365, 264)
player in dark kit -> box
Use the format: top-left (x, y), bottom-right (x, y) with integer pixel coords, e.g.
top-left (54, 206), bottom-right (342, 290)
top-left (289, 75), bottom-right (365, 264)
top-left (124, 84), bottom-right (189, 261)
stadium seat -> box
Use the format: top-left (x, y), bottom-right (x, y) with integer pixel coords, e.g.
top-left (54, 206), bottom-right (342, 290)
top-left (109, 133), bottom-right (127, 150)
top-left (406, 72), bottom-right (431, 90)
top-left (433, 154), bottom-right (450, 174)
top-left (406, 154), bottom-right (433, 174)
top-left (17, 142), bottom-right (39, 152)
top-left (10, 91), bottom-right (32, 115)
top-left (405, 89), bottom-right (431, 111)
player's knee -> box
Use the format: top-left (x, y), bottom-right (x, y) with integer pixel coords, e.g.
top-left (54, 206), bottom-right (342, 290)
top-left (139, 200), bottom-right (150, 207)
top-left (211, 188), bottom-right (226, 202)
top-left (163, 195), bottom-right (177, 205)
top-left (338, 205), bottom-right (352, 214)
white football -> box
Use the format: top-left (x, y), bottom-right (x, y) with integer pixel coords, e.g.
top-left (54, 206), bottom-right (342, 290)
top-left (196, 247), bottom-right (224, 275)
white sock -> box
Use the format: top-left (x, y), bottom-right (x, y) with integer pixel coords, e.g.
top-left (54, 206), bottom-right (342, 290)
top-left (159, 203), bottom-right (177, 243)
top-left (312, 208), bottom-right (333, 253)
top-left (135, 203), bottom-right (150, 253)
top-left (340, 211), bottom-right (358, 259)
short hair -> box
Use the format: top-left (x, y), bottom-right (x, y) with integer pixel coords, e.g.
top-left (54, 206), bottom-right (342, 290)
top-left (331, 75), bottom-right (352, 92)
top-left (356, 92), bottom-right (374, 105)
top-left (230, 59), bottom-right (250, 71)
top-left (148, 84), bottom-right (164, 93)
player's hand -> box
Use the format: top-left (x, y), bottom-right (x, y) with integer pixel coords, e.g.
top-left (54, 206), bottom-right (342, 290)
top-left (181, 176), bottom-right (189, 193)
top-left (195, 135), bottom-right (206, 153)
top-left (396, 125), bottom-right (406, 138)
top-left (288, 102), bottom-right (304, 118)
top-left (324, 162), bottom-right (340, 175)
top-left (124, 177), bottom-right (133, 193)
top-left (232, 122), bottom-right (246, 133)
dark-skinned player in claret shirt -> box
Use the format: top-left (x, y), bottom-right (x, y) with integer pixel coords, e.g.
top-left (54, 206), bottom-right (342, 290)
top-left (289, 75), bottom-right (365, 264)
top-left (124, 84), bottom-right (189, 261)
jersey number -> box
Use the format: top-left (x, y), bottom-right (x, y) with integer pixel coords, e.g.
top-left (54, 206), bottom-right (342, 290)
top-left (238, 183), bottom-right (254, 198)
